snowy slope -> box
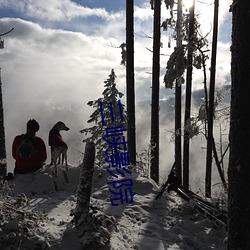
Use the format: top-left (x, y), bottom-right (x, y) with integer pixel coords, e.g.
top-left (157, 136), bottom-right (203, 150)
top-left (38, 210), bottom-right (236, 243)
top-left (1, 165), bottom-right (227, 250)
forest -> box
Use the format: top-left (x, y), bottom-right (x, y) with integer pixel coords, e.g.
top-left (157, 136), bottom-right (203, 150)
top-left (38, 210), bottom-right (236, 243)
top-left (0, 0), bottom-right (249, 249)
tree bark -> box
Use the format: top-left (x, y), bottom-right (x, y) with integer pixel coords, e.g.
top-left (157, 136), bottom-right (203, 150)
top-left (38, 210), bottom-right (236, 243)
top-left (126, 0), bottom-right (136, 166)
top-left (211, 137), bottom-right (227, 191)
top-left (0, 69), bottom-right (7, 177)
top-left (74, 142), bottom-right (116, 248)
top-left (175, 0), bottom-right (183, 183)
top-left (228, 0), bottom-right (250, 249)
top-left (205, 0), bottom-right (219, 197)
top-left (150, 0), bottom-right (161, 184)
top-left (183, 0), bottom-right (195, 190)
top-left (74, 142), bottom-right (95, 227)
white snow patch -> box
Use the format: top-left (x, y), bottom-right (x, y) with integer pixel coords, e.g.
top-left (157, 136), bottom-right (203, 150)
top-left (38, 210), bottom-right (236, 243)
top-left (3, 165), bottom-right (227, 250)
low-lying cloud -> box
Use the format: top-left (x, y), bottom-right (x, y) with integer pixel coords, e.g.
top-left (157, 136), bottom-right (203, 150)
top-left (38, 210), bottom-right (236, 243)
top-left (0, 0), bottom-right (232, 194)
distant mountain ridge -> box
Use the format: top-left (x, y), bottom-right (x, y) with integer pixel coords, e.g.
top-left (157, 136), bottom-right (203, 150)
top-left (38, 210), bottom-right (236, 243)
top-left (136, 85), bottom-right (231, 123)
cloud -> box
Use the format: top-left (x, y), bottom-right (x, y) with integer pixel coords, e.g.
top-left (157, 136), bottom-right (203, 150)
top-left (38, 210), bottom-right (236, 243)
top-left (194, 0), bottom-right (232, 39)
top-left (0, 16), bottom-right (158, 111)
top-left (0, 0), bottom-right (109, 21)
top-left (0, 15), bottom-right (154, 170)
top-left (134, 4), bottom-right (153, 21)
top-left (0, 0), bottom-right (232, 189)
top-left (0, 17), bottom-right (128, 170)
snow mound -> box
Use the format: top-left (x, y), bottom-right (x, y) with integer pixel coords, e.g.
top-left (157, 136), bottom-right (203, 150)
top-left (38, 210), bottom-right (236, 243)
top-left (1, 165), bottom-right (227, 250)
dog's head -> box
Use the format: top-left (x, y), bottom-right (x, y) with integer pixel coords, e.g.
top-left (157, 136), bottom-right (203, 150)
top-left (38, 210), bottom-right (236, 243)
top-left (53, 121), bottom-right (69, 131)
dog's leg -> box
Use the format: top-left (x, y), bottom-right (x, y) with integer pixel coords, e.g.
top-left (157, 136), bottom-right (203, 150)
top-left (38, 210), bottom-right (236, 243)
top-left (61, 153), bottom-right (65, 166)
top-left (50, 147), bottom-right (54, 165)
top-left (61, 150), bottom-right (69, 183)
top-left (53, 150), bottom-right (60, 177)
top-left (64, 152), bottom-right (68, 171)
top-left (57, 153), bottom-right (61, 164)
top-left (54, 163), bottom-right (58, 177)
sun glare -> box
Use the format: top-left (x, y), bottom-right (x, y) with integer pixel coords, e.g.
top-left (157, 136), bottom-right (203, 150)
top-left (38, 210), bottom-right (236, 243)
top-left (183, 0), bottom-right (194, 9)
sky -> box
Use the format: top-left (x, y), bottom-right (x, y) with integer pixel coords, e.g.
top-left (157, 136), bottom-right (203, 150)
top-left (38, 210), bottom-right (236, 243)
top-left (0, 0), bottom-right (232, 189)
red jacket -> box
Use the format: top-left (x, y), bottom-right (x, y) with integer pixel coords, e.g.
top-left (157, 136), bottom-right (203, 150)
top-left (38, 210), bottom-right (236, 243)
top-left (48, 128), bottom-right (68, 149)
top-left (12, 131), bottom-right (47, 171)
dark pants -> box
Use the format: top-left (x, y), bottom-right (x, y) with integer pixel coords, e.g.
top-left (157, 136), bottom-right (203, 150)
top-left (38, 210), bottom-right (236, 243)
top-left (14, 165), bottom-right (43, 175)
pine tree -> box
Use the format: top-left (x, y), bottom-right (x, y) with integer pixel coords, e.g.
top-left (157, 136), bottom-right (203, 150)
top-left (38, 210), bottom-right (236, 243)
top-left (163, 1), bottom-right (210, 187)
top-left (80, 69), bottom-right (127, 167)
top-left (0, 28), bottom-right (14, 177)
top-left (175, 0), bottom-right (183, 184)
top-left (205, 0), bottom-right (219, 198)
top-left (0, 69), bottom-right (7, 177)
top-left (183, 0), bottom-right (195, 190)
top-left (228, 0), bottom-right (250, 248)
top-left (150, 0), bottom-right (161, 184)
top-left (126, 0), bottom-right (136, 166)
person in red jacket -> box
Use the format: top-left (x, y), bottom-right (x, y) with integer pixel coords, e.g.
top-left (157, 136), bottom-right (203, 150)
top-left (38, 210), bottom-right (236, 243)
top-left (12, 119), bottom-right (47, 174)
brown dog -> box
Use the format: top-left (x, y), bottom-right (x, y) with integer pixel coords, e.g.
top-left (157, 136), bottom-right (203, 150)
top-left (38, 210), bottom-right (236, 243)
top-left (48, 121), bottom-right (69, 176)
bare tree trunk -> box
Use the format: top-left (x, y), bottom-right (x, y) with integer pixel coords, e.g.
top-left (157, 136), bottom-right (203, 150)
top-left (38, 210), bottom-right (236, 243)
top-left (0, 69), bottom-right (7, 177)
top-left (211, 137), bottom-right (227, 191)
top-left (74, 142), bottom-right (95, 227)
top-left (175, 0), bottom-right (183, 183)
top-left (228, 0), bottom-right (250, 248)
top-left (150, 0), bottom-right (161, 184)
top-left (205, 0), bottom-right (219, 197)
top-left (0, 30), bottom-right (13, 178)
top-left (126, 0), bottom-right (136, 166)
top-left (183, 0), bottom-right (195, 190)
top-left (74, 142), bottom-right (116, 248)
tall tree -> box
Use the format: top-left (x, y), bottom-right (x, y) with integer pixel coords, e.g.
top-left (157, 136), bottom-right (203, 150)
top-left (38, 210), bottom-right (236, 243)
top-left (126, 0), bottom-right (136, 166)
top-left (80, 69), bottom-right (127, 166)
top-left (205, 0), bottom-right (219, 197)
top-left (183, 0), bottom-right (195, 190)
top-left (0, 28), bottom-right (14, 177)
top-left (150, 0), bottom-right (161, 184)
top-left (228, 0), bottom-right (250, 248)
top-left (0, 68), bottom-right (6, 177)
top-left (175, 0), bottom-right (183, 183)
top-left (163, 0), bottom-right (185, 183)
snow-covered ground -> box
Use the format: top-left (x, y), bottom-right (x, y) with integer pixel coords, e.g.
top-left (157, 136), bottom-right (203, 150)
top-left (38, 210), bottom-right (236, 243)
top-left (1, 164), bottom-right (227, 250)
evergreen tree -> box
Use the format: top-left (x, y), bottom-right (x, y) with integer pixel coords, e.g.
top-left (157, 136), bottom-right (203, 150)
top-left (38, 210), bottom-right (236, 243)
top-left (0, 69), bottom-right (6, 177)
top-left (126, 0), bottom-right (136, 166)
top-left (163, 1), bottom-right (210, 187)
top-left (205, 0), bottom-right (219, 198)
top-left (80, 69), bottom-right (127, 167)
top-left (0, 29), bottom-right (14, 177)
top-left (228, 0), bottom-right (250, 248)
top-left (183, 0), bottom-right (195, 190)
top-left (150, 0), bottom-right (161, 184)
